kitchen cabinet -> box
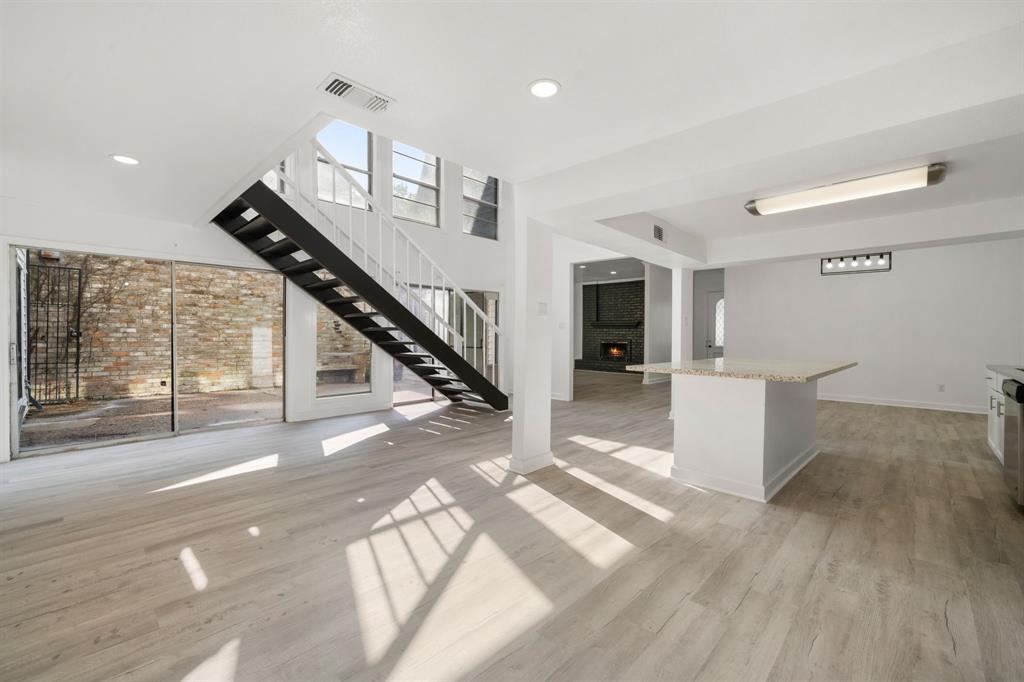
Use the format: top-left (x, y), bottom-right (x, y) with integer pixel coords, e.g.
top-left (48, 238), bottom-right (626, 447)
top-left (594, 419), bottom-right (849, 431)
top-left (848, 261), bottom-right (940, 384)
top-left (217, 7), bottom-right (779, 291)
top-left (987, 370), bottom-right (1004, 463)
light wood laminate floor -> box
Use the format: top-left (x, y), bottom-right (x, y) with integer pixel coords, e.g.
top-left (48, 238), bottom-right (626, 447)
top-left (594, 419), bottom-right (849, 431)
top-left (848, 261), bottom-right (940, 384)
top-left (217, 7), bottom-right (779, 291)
top-left (2, 371), bottom-right (1023, 681)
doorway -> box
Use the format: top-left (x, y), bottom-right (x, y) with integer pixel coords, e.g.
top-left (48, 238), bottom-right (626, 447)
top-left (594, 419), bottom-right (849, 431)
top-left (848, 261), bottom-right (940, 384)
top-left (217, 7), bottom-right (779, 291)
top-left (693, 269), bottom-right (725, 360)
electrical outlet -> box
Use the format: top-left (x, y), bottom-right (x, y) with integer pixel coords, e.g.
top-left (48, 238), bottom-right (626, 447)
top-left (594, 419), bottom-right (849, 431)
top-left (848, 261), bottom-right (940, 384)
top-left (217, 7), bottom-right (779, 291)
top-left (938, 384), bottom-right (946, 393)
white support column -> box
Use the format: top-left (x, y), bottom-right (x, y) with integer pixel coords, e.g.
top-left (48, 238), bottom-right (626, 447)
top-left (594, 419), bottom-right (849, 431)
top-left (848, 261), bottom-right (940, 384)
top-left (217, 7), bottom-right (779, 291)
top-left (670, 267), bottom-right (694, 419)
top-left (510, 217), bottom-right (554, 474)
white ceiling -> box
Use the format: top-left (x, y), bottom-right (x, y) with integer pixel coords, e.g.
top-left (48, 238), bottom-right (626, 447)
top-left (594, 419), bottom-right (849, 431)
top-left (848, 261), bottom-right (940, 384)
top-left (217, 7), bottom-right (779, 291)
top-left (2, 2), bottom-right (1022, 225)
top-left (651, 135), bottom-right (1024, 240)
top-left (573, 258), bottom-right (645, 284)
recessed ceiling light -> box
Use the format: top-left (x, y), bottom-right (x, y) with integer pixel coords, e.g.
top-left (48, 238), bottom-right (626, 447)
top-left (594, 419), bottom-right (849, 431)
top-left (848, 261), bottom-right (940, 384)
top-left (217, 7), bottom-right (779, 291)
top-left (109, 154), bottom-right (140, 165)
top-left (610, 271), bottom-right (617, 275)
top-left (579, 265), bottom-right (587, 269)
top-left (529, 79), bottom-right (560, 98)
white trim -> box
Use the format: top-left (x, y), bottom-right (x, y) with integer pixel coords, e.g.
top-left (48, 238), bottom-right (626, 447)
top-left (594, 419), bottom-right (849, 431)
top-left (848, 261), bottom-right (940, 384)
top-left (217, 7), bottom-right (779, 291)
top-left (987, 437), bottom-right (1004, 464)
top-left (817, 393), bottom-right (985, 415)
top-left (763, 445), bottom-right (819, 501)
top-left (509, 450), bottom-right (555, 475)
top-left (669, 464), bottom-right (769, 502)
top-left (551, 392), bottom-right (571, 401)
top-left (643, 374), bottom-right (671, 385)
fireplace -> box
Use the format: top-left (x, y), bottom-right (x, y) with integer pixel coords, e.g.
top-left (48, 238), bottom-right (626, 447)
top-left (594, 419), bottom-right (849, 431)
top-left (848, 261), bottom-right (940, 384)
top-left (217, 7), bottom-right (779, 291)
top-left (600, 341), bottom-right (630, 361)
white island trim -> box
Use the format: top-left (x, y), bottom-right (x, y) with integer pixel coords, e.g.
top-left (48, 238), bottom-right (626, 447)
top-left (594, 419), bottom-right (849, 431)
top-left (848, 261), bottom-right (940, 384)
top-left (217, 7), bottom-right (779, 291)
top-left (628, 358), bottom-right (857, 502)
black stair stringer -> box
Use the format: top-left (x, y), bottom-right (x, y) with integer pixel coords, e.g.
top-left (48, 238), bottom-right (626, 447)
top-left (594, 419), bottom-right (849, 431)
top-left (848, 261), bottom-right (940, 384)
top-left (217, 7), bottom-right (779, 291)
top-left (217, 181), bottom-right (507, 410)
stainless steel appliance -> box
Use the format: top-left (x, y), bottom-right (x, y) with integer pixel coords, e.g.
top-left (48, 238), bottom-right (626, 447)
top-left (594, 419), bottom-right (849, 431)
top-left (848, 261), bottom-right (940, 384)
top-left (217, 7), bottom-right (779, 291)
top-left (1003, 379), bottom-right (1023, 505)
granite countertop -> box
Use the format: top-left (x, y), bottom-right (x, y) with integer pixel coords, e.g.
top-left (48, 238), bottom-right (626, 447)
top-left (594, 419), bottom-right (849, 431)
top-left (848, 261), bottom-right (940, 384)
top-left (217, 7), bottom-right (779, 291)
top-left (626, 357), bottom-right (858, 383)
top-left (987, 364), bottom-right (1024, 384)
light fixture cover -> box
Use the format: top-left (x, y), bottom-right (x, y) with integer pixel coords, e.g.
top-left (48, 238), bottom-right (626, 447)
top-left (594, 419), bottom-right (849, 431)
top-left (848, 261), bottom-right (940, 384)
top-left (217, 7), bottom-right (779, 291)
top-left (530, 79), bottom-right (560, 98)
top-left (109, 154), bottom-right (140, 165)
top-left (746, 164), bottom-right (945, 216)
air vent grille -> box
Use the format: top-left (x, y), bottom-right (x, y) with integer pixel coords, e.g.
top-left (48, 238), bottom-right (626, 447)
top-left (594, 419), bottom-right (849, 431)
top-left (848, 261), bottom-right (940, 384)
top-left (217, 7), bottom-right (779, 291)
top-left (653, 224), bottom-right (664, 242)
top-left (319, 73), bottom-right (393, 113)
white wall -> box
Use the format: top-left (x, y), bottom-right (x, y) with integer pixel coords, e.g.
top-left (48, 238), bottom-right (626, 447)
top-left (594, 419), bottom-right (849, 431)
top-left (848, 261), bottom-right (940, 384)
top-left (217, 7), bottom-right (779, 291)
top-left (550, 236), bottom-right (626, 401)
top-left (643, 263), bottom-right (672, 383)
top-left (726, 238), bottom-right (1024, 413)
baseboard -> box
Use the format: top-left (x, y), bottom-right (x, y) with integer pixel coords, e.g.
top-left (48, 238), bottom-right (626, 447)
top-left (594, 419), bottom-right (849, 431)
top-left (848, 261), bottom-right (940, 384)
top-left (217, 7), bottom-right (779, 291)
top-left (817, 393), bottom-right (985, 415)
top-left (987, 437), bottom-right (1004, 465)
top-left (763, 445), bottom-right (819, 502)
top-left (551, 392), bottom-right (572, 402)
top-left (509, 450), bottom-right (555, 475)
top-left (643, 374), bottom-right (671, 385)
top-left (669, 465), bottom-right (769, 502)
top-left (671, 444), bottom-right (818, 503)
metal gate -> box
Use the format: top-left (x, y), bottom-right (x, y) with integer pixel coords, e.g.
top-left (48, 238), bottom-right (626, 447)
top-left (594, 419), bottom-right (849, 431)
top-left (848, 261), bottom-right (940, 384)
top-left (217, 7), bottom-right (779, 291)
top-left (27, 264), bottom-right (82, 404)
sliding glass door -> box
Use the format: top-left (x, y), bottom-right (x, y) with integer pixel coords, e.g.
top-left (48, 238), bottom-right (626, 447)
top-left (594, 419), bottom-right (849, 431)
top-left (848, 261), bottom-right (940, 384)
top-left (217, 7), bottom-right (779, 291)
top-left (174, 263), bottom-right (284, 431)
top-left (12, 247), bottom-right (284, 455)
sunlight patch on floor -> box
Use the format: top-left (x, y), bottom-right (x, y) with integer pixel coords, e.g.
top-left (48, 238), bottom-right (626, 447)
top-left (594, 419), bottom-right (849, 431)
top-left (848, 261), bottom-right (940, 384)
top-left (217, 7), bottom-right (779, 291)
top-left (387, 532), bottom-right (553, 680)
top-left (554, 457), bottom-right (675, 522)
top-left (179, 546), bottom-right (209, 591)
top-left (150, 454), bottom-right (279, 493)
top-left (322, 423), bottom-right (390, 456)
top-left (181, 637), bottom-right (240, 682)
top-left (504, 479), bottom-right (634, 569)
top-left (568, 434), bottom-right (626, 453)
top-left (470, 458), bottom-right (513, 488)
top-left (348, 478), bottom-right (474, 663)
top-left (394, 401), bottom-right (445, 420)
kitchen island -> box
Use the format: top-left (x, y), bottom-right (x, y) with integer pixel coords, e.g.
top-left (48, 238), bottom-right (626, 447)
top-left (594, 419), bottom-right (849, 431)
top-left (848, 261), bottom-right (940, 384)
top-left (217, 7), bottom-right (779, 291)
top-left (627, 358), bottom-right (857, 502)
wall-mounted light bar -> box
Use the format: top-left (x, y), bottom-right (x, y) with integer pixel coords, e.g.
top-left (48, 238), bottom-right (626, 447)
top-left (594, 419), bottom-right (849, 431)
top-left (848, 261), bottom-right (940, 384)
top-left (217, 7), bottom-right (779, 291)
top-left (821, 252), bottom-right (892, 276)
top-left (746, 164), bottom-right (945, 216)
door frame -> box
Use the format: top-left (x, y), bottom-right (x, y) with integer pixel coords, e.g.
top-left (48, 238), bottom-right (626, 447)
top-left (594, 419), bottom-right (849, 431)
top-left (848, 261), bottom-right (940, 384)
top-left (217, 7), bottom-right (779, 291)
top-left (704, 289), bottom-right (724, 358)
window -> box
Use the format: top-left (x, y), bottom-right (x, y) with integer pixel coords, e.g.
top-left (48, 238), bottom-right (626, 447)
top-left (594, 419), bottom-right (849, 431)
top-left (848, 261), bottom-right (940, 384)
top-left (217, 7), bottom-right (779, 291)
top-left (316, 120), bottom-right (372, 210)
top-left (316, 304), bottom-right (372, 397)
top-left (462, 167), bottom-right (498, 240)
top-left (393, 141), bottom-right (440, 226)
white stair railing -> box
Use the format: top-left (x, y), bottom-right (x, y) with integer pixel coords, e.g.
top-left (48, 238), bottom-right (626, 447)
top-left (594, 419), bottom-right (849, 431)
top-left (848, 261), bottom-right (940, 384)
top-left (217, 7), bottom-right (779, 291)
top-left (261, 142), bottom-right (502, 387)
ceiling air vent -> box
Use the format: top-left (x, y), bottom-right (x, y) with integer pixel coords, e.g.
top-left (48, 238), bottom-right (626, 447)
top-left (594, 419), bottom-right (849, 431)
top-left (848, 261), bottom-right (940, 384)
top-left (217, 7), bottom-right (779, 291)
top-left (653, 224), bottom-right (664, 242)
top-left (319, 73), bottom-right (393, 113)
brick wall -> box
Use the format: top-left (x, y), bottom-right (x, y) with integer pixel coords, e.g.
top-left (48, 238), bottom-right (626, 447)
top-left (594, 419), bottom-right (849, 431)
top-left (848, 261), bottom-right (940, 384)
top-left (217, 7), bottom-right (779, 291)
top-left (575, 280), bottom-right (644, 373)
top-left (28, 251), bottom-right (289, 400)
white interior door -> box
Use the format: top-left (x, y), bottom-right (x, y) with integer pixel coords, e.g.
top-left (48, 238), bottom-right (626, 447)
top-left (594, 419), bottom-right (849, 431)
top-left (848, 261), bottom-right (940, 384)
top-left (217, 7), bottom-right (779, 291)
top-left (705, 290), bottom-right (724, 358)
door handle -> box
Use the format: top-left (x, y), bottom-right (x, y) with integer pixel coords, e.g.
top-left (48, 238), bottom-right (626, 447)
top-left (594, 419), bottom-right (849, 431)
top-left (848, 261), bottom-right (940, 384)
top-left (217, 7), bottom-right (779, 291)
top-left (997, 401), bottom-right (1004, 417)
top-left (990, 395), bottom-right (996, 410)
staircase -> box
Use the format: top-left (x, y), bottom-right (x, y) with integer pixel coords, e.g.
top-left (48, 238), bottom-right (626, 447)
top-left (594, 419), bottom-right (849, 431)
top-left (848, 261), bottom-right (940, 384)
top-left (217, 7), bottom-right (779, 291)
top-left (211, 140), bottom-right (507, 410)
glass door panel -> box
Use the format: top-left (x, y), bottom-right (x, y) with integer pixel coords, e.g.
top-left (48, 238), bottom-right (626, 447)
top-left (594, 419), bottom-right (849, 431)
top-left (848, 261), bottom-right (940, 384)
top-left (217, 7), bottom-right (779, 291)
top-left (18, 249), bottom-right (173, 452)
top-left (174, 264), bottom-right (284, 430)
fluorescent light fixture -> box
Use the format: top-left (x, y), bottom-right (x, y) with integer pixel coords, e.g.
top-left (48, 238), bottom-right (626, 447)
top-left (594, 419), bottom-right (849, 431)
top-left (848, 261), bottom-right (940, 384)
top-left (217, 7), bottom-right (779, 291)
top-left (745, 163), bottom-right (945, 216)
top-left (530, 79), bottom-right (560, 98)
top-left (109, 154), bottom-right (140, 165)
top-left (821, 252), bottom-right (892, 276)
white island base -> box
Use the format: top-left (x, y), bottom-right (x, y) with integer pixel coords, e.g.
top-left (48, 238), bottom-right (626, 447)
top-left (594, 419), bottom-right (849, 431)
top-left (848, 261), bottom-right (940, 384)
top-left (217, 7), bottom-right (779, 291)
top-left (628, 358), bottom-right (857, 502)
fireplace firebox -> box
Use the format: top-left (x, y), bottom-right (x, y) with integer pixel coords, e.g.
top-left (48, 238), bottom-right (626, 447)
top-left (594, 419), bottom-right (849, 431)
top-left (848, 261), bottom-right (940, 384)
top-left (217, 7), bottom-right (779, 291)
top-left (600, 341), bottom-right (631, 361)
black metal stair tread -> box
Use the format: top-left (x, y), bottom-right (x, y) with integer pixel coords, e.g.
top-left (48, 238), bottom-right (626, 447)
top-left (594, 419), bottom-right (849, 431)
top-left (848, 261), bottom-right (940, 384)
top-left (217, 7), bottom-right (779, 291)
top-left (281, 260), bottom-right (323, 275)
top-left (322, 296), bottom-right (361, 305)
top-left (218, 181), bottom-right (510, 412)
top-left (258, 239), bottom-right (301, 257)
top-left (233, 217), bottom-right (275, 240)
top-left (304, 278), bottom-right (343, 291)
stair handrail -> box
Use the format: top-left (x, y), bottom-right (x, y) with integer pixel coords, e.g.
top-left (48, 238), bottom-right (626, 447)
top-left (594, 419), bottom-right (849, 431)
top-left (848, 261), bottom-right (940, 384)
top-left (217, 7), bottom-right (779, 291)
top-left (262, 141), bottom-right (502, 385)
top-left (308, 140), bottom-right (499, 336)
